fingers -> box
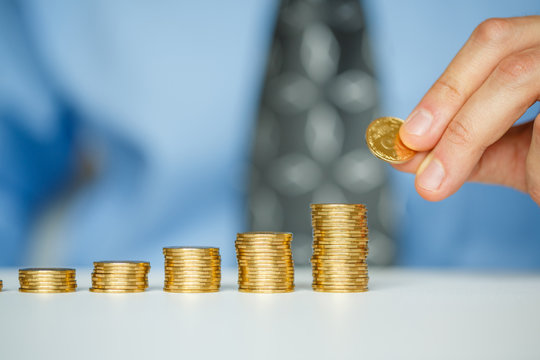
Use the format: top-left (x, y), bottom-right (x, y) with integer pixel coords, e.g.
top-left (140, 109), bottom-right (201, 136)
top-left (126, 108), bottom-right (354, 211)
top-left (468, 122), bottom-right (532, 192)
top-left (391, 152), bottom-right (428, 174)
top-left (415, 46), bottom-right (540, 201)
top-left (400, 16), bottom-right (540, 152)
top-left (526, 114), bottom-right (540, 205)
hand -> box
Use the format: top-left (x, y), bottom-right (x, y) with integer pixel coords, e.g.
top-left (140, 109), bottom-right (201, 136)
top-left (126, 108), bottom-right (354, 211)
top-left (393, 16), bottom-right (540, 205)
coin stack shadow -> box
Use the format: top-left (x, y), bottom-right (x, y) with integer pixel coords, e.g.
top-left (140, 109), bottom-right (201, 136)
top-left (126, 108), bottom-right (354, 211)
top-left (235, 232), bottom-right (294, 293)
top-left (163, 247), bottom-right (221, 293)
top-left (90, 261), bottom-right (150, 293)
top-left (311, 204), bottom-right (369, 292)
top-left (19, 268), bottom-right (77, 293)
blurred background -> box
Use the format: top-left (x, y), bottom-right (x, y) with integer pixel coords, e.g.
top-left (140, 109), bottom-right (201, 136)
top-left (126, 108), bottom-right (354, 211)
top-left (1, 0), bottom-right (539, 269)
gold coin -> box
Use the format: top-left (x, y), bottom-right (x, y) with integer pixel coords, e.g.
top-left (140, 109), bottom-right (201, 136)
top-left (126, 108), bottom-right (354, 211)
top-left (235, 242), bottom-right (291, 248)
top-left (237, 231), bottom-right (292, 236)
top-left (313, 282), bottom-right (369, 287)
top-left (19, 282), bottom-right (77, 287)
top-left (163, 246), bottom-right (219, 250)
top-left (165, 274), bottom-right (221, 278)
top-left (164, 288), bottom-right (220, 293)
top-left (92, 269), bottom-right (149, 273)
top-left (240, 276), bottom-right (294, 281)
top-left (240, 273), bottom-right (294, 278)
top-left (19, 287), bottom-right (77, 292)
top-left (314, 232), bottom-right (368, 236)
top-left (164, 256), bottom-right (220, 261)
top-left (164, 282), bottom-right (220, 287)
top-left (94, 260), bottom-right (150, 265)
top-left (91, 279), bottom-right (148, 284)
top-left (19, 268), bottom-right (75, 273)
top-left (311, 210), bottom-right (366, 215)
top-left (239, 284), bottom-right (294, 289)
top-left (89, 288), bottom-right (146, 293)
top-left (311, 203), bottom-right (366, 209)
top-left (312, 263), bottom-right (368, 268)
top-left (239, 288), bottom-right (294, 294)
top-left (165, 267), bottom-right (221, 272)
top-left (235, 248), bottom-right (292, 254)
top-left (165, 284), bottom-right (221, 289)
top-left (165, 276), bottom-right (220, 281)
top-left (365, 116), bottom-right (415, 164)
top-left (313, 242), bottom-right (369, 247)
top-left (313, 271), bottom-right (369, 276)
top-left (237, 259), bottom-right (292, 263)
top-left (312, 288), bottom-right (368, 293)
top-left (312, 275), bottom-right (369, 280)
top-left (19, 274), bottom-right (76, 279)
top-left (19, 288), bottom-right (76, 293)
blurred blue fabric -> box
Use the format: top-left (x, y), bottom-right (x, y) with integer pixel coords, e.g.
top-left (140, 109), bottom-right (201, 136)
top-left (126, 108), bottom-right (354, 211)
top-left (0, 0), bottom-right (539, 268)
top-left (0, 0), bottom-right (278, 266)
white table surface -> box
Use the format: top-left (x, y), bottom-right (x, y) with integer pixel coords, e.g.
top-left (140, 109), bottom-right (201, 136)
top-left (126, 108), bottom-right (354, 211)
top-left (0, 267), bottom-right (539, 360)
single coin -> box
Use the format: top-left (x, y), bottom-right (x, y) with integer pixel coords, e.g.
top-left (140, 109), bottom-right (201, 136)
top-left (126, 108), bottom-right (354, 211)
top-left (163, 255), bottom-right (220, 260)
top-left (163, 246), bottom-right (219, 250)
top-left (239, 288), bottom-right (294, 293)
top-left (19, 288), bottom-right (76, 293)
top-left (165, 281), bottom-right (221, 286)
top-left (365, 116), bottom-right (415, 164)
top-left (89, 288), bottom-right (146, 293)
top-left (164, 282), bottom-right (220, 287)
top-left (164, 288), bottom-right (220, 293)
top-left (19, 268), bottom-right (75, 272)
top-left (311, 204), bottom-right (366, 209)
top-left (312, 288), bottom-right (368, 293)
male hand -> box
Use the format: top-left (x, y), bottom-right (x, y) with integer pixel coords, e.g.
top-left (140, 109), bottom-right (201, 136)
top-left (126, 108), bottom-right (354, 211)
top-left (393, 16), bottom-right (540, 205)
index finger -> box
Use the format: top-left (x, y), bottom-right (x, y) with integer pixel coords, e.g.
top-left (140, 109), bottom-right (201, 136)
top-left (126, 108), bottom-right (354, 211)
top-left (399, 16), bottom-right (540, 151)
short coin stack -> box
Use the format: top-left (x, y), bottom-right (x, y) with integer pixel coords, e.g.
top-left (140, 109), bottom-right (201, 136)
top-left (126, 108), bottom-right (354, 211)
top-left (163, 247), bottom-right (221, 293)
top-left (235, 232), bottom-right (294, 293)
top-left (311, 204), bottom-right (369, 292)
top-left (19, 268), bottom-right (77, 293)
top-left (90, 261), bottom-right (150, 293)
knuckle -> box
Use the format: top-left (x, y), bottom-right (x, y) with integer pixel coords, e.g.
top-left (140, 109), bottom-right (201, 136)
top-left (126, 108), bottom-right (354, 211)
top-left (432, 77), bottom-right (463, 103)
top-left (528, 183), bottom-right (540, 205)
top-left (472, 18), bottom-right (513, 46)
top-left (444, 119), bottom-right (475, 147)
top-left (495, 52), bottom-right (538, 84)
top-left (533, 119), bottom-right (540, 143)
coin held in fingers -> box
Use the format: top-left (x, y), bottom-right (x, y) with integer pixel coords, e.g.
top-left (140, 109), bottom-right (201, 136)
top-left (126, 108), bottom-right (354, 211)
top-left (365, 117), bottom-right (416, 164)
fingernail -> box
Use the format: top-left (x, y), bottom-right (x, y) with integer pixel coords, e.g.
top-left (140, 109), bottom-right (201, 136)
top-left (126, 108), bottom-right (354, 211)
top-left (403, 109), bottom-right (433, 137)
top-left (417, 154), bottom-right (445, 192)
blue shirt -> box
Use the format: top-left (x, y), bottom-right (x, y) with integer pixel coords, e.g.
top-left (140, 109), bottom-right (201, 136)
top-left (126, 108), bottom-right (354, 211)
top-left (0, 0), bottom-right (278, 266)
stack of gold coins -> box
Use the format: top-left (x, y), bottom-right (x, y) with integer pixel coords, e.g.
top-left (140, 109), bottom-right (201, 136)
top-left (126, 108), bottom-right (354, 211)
top-left (235, 232), bottom-right (294, 293)
top-left (311, 204), bottom-right (369, 292)
top-left (90, 261), bottom-right (150, 293)
top-left (163, 247), bottom-right (221, 293)
top-left (19, 268), bottom-right (77, 293)
top-left (0, 279), bottom-right (3, 291)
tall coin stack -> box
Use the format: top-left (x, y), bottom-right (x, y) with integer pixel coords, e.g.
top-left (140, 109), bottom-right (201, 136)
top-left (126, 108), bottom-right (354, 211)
top-left (163, 247), bottom-right (221, 293)
top-left (90, 261), bottom-right (150, 293)
top-left (19, 268), bottom-right (77, 293)
top-left (311, 204), bottom-right (369, 292)
top-left (235, 232), bottom-right (294, 293)
top-left (0, 279), bottom-right (2, 291)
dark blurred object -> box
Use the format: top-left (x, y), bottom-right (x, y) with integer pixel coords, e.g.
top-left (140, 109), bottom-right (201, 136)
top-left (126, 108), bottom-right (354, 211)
top-left (249, 0), bottom-right (394, 266)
